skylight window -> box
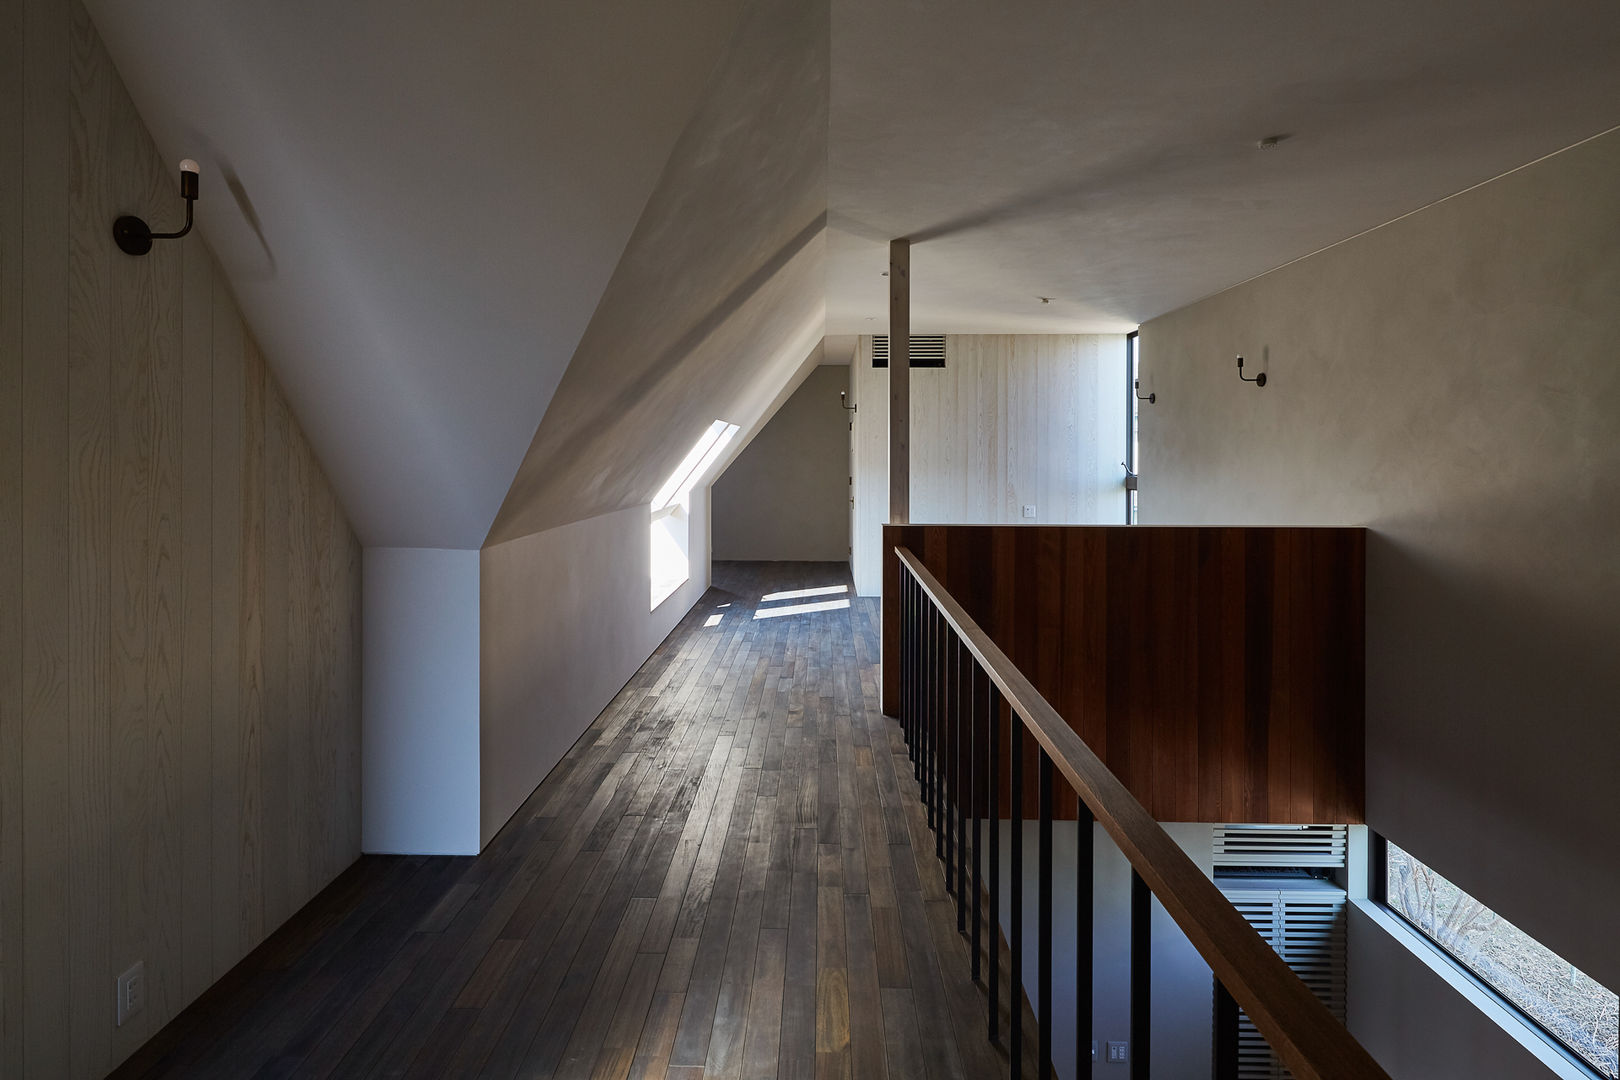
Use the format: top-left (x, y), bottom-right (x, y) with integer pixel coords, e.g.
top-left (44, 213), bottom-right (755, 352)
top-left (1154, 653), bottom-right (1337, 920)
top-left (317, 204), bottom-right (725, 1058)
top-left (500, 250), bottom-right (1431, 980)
top-left (1384, 840), bottom-right (1618, 1077)
top-left (650, 421), bottom-right (739, 610)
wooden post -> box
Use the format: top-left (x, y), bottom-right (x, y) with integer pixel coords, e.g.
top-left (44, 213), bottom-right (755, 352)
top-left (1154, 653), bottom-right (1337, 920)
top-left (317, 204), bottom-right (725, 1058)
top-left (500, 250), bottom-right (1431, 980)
top-left (889, 238), bottom-right (910, 523)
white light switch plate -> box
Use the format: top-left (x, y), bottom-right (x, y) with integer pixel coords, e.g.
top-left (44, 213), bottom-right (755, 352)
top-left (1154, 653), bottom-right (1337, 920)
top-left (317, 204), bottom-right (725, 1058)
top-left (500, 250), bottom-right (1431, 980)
top-left (116, 961), bottom-right (145, 1026)
top-left (1107, 1040), bottom-right (1129, 1063)
top-left (1021, 504), bottom-right (1036, 518)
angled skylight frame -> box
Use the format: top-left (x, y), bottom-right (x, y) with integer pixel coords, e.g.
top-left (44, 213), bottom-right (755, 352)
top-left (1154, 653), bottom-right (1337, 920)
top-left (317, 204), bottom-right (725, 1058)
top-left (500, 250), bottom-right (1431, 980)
top-left (652, 420), bottom-right (739, 512)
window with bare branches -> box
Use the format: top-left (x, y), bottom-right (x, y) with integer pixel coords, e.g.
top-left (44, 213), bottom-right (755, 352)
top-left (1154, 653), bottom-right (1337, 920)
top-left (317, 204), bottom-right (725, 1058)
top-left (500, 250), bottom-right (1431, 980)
top-left (1386, 840), bottom-right (1617, 1077)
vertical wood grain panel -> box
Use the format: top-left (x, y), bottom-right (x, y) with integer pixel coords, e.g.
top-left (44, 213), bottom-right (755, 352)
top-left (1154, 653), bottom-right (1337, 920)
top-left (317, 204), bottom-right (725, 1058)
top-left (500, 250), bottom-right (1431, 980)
top-left (20, 0), bottom-right (73, 1072)
top-left (285, 423), bottom-right (312, 907)
top-left (177, 238), bottom-right (214, 1005)
top-left (139, 78), bottom-right (185, 1037)
top-left (65, 3), bottom-right (112, 1069)
top-left (209, 274), bottom-right (245, 976)
top-left (108, 68), bottom-right (159, 1057)
top-left (3, 4), bottom-right (364, 1071)
top-left (261, 370), bottom-right (290, 931)
top-left (309, 455), bottom-right (338, 882)
top-left (0, 0), bottom-right (28, 1068)
top-left (883, 525), bottom-right (1365, 825)
top-left (239, 336), bottom-right (265, 948)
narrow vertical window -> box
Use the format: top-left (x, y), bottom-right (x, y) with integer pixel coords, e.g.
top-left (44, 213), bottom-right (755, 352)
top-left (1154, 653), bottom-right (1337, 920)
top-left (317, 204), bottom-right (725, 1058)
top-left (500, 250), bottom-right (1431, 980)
top-left (1125, 330), bottom-right (1141, 524)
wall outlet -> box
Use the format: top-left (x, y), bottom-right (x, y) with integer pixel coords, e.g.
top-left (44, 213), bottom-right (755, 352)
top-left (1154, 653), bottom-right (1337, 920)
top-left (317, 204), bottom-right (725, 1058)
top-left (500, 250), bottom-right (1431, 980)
top-left (116, 961), bottom-right (145, 1026)
top-left (1107, 1041), bottom-right (1129, 1063)
top-left (1021, 504), bottom-right (1036, 518)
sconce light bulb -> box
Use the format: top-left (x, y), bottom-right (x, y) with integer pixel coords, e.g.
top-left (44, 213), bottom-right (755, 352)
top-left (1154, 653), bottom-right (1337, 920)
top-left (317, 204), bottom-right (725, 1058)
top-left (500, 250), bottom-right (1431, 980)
top-left (179, 159), bottom-right (200, 174)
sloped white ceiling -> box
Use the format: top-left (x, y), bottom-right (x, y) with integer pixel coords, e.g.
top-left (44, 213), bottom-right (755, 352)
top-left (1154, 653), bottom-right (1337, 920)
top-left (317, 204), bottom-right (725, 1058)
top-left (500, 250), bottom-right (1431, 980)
top-left (85, 0), bottom-right (752, 548)
top-left (487, 0), bottom-right (828, 543)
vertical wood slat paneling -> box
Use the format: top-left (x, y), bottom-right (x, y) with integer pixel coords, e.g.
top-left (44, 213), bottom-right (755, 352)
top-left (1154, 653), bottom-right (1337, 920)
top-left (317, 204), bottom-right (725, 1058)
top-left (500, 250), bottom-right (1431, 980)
top-left (851, 333), bottom-right (1126, 595)
top-left (65, 1), bottom-right (113, 1071)
top-left (0, 0), bottom-right (27, 1068)
top-left (262, 369), bottom-right (290, 932)
top-left (143, 91), bottom-right (184, 1035)
top-left (209, 276), bottom-right (244, 980)
top-left (286, 425), bottom-right (312, 908)
top-left (882, 524), bottom-right (1366, 825)
top-left (239, 336), bottom-right (265, 949)
top-left (1, 0), bottom-right (364, 1074)
top-left (20, 1), bottom-right (74, 1078)
top-left (177, 233), bottom-right (214, 1006)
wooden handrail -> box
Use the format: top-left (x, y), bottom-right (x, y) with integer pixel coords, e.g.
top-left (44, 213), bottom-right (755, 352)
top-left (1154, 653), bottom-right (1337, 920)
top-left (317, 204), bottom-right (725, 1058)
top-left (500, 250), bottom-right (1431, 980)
top-left (895, 547), bottom-right (1391, 1080)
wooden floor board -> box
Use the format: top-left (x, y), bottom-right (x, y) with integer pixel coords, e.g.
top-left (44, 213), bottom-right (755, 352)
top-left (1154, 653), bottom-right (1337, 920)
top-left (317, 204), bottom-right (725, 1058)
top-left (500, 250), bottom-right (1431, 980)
top-left (108, 561), bottom-right (1042, 1080)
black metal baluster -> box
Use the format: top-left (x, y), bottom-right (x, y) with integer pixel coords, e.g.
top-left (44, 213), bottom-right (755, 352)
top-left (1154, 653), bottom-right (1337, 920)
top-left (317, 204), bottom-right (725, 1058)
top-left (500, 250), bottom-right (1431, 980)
top-left (1010, 715), bottom-right (1024, 1079)
top-left (970, 660), bottom-right (982, 979)
top-left (909, 577), bottom-right (917, 756)
top-left (988, 685), bottom-right (1001, 1043)
top-left (901, 575), bottom-right (910, 755)
top-left (935, 617), bottom-right (946, 860)
top-left (926, 605), bottom-right (939, 822)
top-left (915, 587), bottom-right (925, 785)
top-left (1213, 980), bottom-right (1239, 1080)
top-left (955, 637), bottom-right (968, 931)
top-left (944, 629), bottom-right (956, 889)
top-left (1038, 750), bottom-right (1053, 1080)
top-left (1131, 869), bottom-right (1150, 1080)
top-left (1077, 802), bottom-right (1094, 1080)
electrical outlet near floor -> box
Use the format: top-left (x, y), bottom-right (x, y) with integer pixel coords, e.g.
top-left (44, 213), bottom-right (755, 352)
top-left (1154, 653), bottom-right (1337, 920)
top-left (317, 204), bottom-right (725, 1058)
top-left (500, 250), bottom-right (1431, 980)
top-left (1107, 1040), bottom-right (1129, 1063)
top-left (1021, 504), bottom-right (1036, 518)
top-left (116, 960), bottom-right (145, 1026)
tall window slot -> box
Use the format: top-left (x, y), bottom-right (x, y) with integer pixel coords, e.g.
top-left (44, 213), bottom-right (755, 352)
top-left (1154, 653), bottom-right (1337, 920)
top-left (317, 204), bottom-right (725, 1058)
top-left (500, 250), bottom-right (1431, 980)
top-left (650, 420), bottom-right (739, 610)
top-left (1125, 330), bottom-right (1141, 524)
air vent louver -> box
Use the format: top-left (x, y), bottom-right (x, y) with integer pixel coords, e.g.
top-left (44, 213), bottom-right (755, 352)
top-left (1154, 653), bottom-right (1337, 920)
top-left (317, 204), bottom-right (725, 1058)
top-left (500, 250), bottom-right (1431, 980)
top-left (1213, 824), bottom-right (1348, 868)
top-left (1222, 883), bottom-right (1348, 1079)
top-left (872, 335), bottom-right (946, 368)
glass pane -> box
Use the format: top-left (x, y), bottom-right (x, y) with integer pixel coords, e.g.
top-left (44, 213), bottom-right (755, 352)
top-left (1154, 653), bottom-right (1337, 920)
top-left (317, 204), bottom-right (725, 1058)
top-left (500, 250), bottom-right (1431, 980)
top-left (1387, 841), bottom-right (1618, 1077)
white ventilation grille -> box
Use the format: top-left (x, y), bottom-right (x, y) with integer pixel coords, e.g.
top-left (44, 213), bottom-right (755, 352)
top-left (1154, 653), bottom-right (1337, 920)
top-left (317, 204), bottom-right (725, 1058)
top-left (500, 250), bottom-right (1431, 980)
top-left (1222, 883), bottom-right (1348, 1080)
top-left (1213, 825), bottom-right (1348, 868)
top-left (872, 334), bottom-right (946, 367)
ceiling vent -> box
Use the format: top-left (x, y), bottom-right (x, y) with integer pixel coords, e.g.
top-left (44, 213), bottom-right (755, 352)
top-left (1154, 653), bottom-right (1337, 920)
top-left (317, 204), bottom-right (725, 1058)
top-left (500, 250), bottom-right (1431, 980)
top-left (872, 335), bottom-right (946, 368)
top-left (1212, 825), bottom-right (1348, 868)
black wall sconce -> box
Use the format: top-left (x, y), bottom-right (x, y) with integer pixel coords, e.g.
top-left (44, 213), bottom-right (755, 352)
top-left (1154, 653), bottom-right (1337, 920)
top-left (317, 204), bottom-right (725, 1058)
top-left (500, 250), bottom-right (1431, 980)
top-left (114, 159), bottom-right (199, 256)
top-left (839, 390), bottom-right (857, 414)
top-left (1236, 354), bottom-right (1266, 387)
top-left (1134, 379), bottom-right (1155, 404)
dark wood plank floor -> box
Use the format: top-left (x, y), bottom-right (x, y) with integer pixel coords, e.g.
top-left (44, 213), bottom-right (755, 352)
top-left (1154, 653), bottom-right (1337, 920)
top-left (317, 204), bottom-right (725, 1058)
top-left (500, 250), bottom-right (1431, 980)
top-left (110, 562), bottom-right (1030, 1080)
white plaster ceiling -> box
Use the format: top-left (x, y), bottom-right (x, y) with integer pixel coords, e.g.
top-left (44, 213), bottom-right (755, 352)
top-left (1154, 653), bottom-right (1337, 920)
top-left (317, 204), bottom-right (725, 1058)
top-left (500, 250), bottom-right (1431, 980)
top-left (86, 0), bottom-right (1620, 546)
top-left (827, 0), bottom-right (1620, 335)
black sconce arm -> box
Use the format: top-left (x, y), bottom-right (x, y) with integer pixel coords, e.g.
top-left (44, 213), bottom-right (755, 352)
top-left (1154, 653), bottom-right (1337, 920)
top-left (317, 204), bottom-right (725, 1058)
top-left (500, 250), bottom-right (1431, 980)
top-left (1236, 354), bottom-right (1266, 387)
top-left (113, 160), bottom-right (199, 256)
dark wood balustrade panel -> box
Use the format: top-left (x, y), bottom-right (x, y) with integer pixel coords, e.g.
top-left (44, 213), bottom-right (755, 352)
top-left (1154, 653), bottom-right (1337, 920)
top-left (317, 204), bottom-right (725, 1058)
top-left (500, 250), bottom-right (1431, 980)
top-left (882, 525), bottom-right (1365, 824)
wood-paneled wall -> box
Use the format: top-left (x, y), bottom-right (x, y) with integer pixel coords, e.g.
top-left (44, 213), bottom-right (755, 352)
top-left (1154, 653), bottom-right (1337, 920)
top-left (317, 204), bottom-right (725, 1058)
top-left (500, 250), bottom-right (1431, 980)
top-left (881, 525), bottom-right (1365, 825)
top-left (1, 1), bottom-right (363, 1075)
top-left (850, 334), bottom-right (1127, 595)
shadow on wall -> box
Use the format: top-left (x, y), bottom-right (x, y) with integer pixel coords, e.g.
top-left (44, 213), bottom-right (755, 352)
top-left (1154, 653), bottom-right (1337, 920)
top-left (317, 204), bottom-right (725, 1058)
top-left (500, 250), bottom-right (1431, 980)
top-left (1364, 528), bottom-right (1620, 989)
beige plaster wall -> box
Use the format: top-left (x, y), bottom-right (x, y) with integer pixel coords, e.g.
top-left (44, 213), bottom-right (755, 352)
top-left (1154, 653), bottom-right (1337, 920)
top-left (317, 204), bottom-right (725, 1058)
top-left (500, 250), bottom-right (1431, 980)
top-left (713, 365), bottom-right (851, 563)
top-left (1140, 129), bottom-right (1620, 1007)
